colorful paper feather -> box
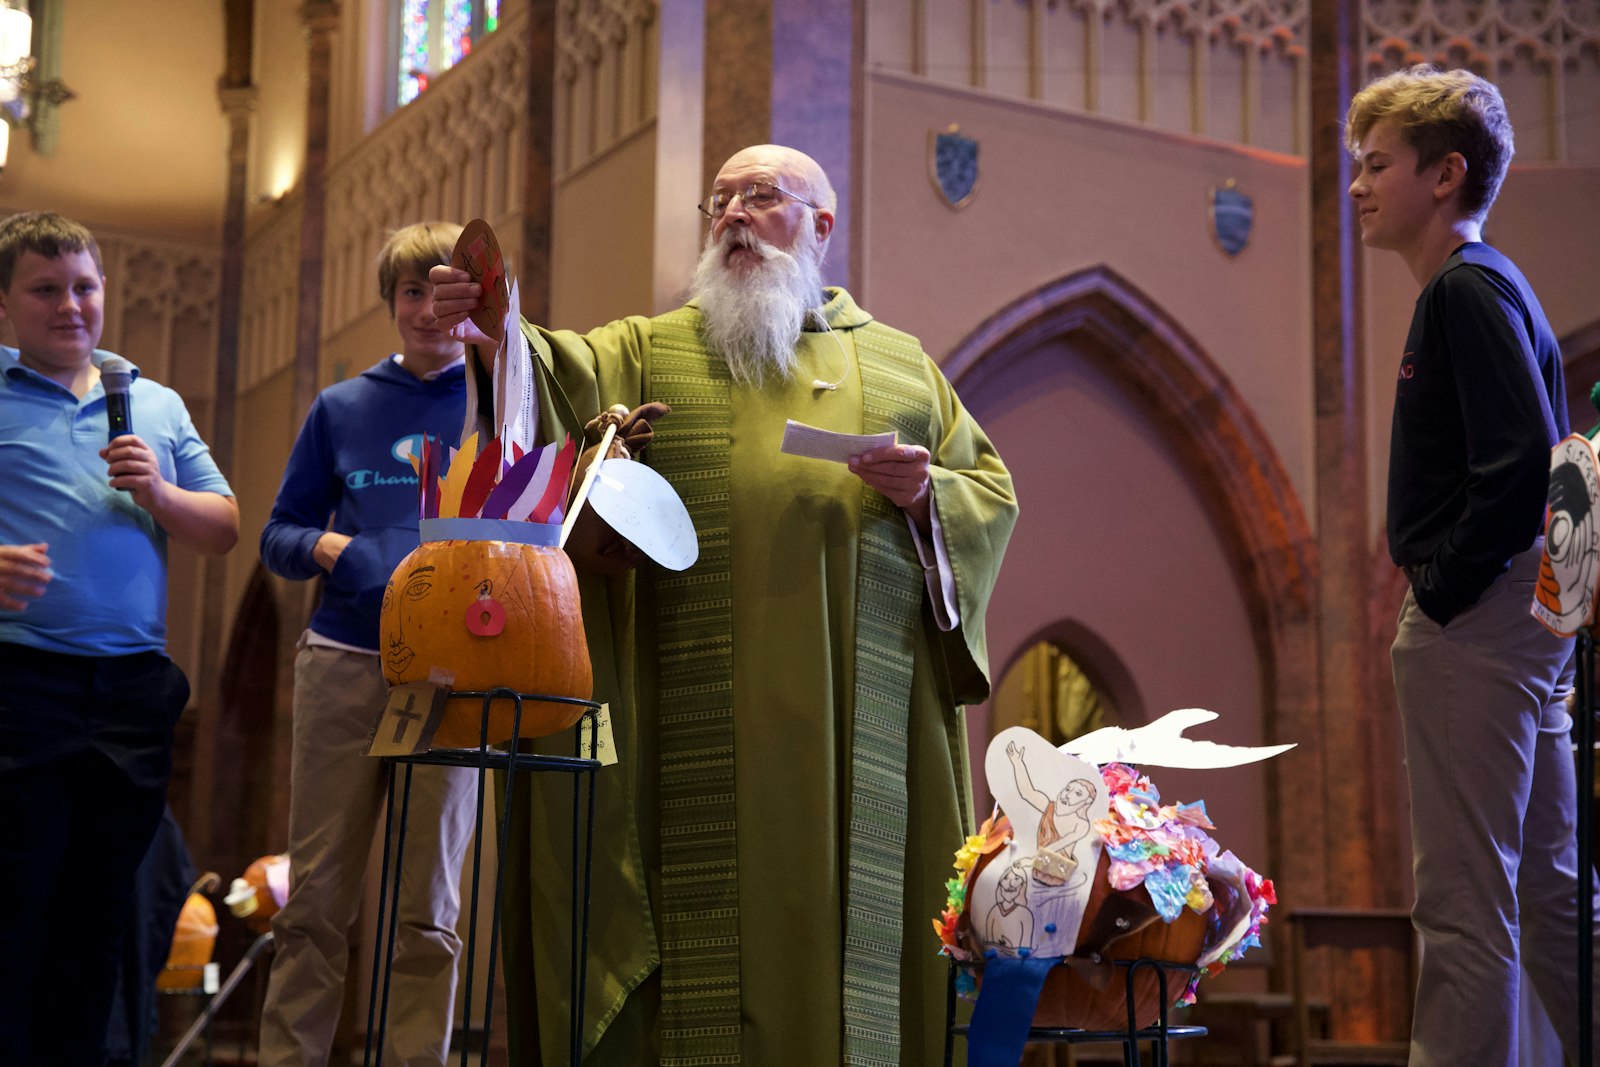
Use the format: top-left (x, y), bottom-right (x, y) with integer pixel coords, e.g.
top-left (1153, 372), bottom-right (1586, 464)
top-left (415, 431), bottom-right (575, 524)
top-left (528, 436), bottom-right (577, 524)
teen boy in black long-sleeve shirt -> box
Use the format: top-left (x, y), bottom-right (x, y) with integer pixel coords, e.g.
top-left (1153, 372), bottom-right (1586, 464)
top-left (1388, 240), bottom-right (1566, 623)
top-left (1349, 65), bottom-right (1597, 1065)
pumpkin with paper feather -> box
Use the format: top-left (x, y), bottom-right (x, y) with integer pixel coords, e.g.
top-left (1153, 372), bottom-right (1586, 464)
top-left (380, 536), bottom-right (591, 747)
top-left (381, 429), bottom-right (593, 748)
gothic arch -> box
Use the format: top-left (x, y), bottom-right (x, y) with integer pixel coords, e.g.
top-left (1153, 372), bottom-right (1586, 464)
top-left (198, 562), bottom-right (289, 880)
top-left (944, 264), bottom-right (1325, 898)
top-left (995, 618), bottom-right (1148, 733)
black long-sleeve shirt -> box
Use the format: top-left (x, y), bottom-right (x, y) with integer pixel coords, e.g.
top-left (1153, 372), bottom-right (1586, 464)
top-left (1387, 242), bottom-right (1566, 625)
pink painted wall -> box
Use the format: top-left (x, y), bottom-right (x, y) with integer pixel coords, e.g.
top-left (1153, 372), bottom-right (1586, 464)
top-left (959, 335), bottom-right (1270, 869)
top-left (858, 73), bottom-right (1313, 870)
top-left (859, 71), bottom-right (1315, 506)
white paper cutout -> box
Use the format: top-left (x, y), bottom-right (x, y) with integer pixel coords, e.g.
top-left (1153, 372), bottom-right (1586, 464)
top-left (585, 458), bottom-right (699, 571)
top-left (974, 726), bottom-right (1109, 959)
top-left (1061, 708), bottom-right (1296, 769)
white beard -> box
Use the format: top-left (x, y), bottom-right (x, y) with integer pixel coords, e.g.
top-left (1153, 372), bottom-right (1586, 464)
top-left (688, 226), bottom-right (826, 388)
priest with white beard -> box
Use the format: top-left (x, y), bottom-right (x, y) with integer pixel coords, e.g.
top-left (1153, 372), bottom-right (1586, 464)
top-left (431, 144), bottom-right (1018, 1067)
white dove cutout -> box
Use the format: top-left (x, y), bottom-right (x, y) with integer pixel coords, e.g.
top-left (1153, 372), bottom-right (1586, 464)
top-left (1059, 708), bottom-right (1295, 769)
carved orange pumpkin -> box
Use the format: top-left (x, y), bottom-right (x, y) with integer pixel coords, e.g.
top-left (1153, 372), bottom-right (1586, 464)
top-left (156, 891), bottom-right (219, 991)
top-left (380, 533), bottom-right (593, 748)
top-left (963, 849), bottom-right (1207, 1031)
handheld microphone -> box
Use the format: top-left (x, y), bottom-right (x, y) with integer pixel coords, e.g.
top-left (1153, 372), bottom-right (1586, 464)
top-left (101, 356), bottom-right (134, 441)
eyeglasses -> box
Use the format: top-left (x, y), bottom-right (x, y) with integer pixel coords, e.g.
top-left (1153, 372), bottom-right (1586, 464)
top-left (698, 181), bottom-right (819, 220)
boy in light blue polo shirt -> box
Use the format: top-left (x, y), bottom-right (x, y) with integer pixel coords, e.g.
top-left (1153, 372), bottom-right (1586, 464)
top-left (0, 211), bottom-right (238, 1067)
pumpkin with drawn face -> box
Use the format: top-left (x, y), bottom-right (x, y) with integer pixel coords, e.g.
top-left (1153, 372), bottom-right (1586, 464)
top-left (380, 533), bottom-right (593, 748)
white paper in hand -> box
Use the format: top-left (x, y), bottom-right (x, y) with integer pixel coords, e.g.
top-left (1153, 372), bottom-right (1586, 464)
top-left (780, 419), bottom-right (896, 463)
top-left (586, 458), bottom-right (699, 571)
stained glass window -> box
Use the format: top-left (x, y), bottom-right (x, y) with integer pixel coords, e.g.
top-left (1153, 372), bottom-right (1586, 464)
top-left (395, 0), bottom-right (499, 107)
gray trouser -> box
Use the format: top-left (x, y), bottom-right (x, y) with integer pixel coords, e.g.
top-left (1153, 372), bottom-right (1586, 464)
top-left (258, 640), bottom-right (476, 1067)
top-left (1392, 543), bottom-right (1600, 1066)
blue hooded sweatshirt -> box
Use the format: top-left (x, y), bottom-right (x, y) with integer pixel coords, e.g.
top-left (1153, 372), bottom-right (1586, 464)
top-left (260, 355), bottom-right (466, 649)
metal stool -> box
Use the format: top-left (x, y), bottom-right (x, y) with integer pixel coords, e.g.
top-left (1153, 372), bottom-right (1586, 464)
top-left (945, 957), bottom-right (1208, 1067)
top-left (365, 689), bottom-right (602, 1067)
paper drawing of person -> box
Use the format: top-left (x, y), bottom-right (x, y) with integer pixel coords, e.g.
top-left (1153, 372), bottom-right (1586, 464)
top-left (1006, 740), bottom-right (1097, 888)
top-left (983, 861), bottom-right (1035, 954)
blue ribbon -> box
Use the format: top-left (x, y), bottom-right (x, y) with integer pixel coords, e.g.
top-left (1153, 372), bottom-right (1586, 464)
top-left (965, 955), bottom-right (1062, 1067)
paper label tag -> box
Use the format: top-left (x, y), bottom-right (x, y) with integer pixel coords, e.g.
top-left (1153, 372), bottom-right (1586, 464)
top-left (578, 702), bottom-right (619, 767)
top-left (367, 682), bottom-right (448, 756)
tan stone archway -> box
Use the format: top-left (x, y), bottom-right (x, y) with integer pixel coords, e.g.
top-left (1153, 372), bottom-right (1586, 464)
top-left (943, 264), bottom-right (1335, 908)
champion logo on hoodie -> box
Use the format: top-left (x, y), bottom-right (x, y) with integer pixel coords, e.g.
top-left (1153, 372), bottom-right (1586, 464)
top-left (344, 434), bottom-right (425, 490)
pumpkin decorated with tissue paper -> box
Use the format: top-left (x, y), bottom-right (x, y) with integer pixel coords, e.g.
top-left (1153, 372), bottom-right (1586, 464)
top-left (936, 721), bottom-right (1278, 1035)
top-left (380, 526), bottom-right (592, 748)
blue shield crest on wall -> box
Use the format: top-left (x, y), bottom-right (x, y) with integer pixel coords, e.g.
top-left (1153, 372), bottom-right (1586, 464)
top-left (930, 125), bottom-right (979, 210)
top-left (1210, 180), bottom-right (1253, 257)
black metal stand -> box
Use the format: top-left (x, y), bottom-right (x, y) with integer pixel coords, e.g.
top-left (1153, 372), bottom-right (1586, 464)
top-left (1579, 632), bottom-right (1595, 1067)
top-left (363, 688), bottom-right (602, 1067)
top-left (943, 958), bottom-right (1206, 1067)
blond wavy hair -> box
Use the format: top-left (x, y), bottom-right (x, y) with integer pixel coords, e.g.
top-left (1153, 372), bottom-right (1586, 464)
top-left (1345, 65), bottom-right (1514, 222)
top-left (376, 220), bottom-right (464, 311)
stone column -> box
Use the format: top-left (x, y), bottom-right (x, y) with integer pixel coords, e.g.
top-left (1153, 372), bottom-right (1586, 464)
top-left (185, 0), bottom-right (257, 867)
top-left (520, 0), bottom-right (556, 326)
top-left (1310, 0), bottom-right (1377, 910)
top-left (293, 0), bottom-right (340, 423)
top-left (1311, 0), bottom-right (1405, 1040)
top-left (701, 0), bottom-right (860, 289)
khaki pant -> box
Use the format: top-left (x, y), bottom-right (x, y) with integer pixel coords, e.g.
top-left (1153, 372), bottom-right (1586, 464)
top-left (1392, 543), bottom-right (1600, 1066)
top-left (259, 640), bottom-right (476, 1067)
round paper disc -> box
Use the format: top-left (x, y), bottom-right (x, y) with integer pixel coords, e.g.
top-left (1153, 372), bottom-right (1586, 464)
top-left (451, 218), bottom-right (511, 343)
top-left (584, 458), bottom-right (699, 571)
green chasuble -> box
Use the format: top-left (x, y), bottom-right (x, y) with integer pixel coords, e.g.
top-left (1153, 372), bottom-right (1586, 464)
top-left (499, 289), bottom-right (1017, 1066)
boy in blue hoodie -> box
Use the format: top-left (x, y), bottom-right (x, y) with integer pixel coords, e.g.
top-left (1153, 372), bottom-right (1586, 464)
top-left (258, 221), bottom-right (474, 1067)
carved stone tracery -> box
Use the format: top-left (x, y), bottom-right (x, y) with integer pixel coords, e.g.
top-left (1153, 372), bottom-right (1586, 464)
top-left (1363, 0), bottom-right (1600, 161)
top-left (1365, 0), bottom-right (1600, 70)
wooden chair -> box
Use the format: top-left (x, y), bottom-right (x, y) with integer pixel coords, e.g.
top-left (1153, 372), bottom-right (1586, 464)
top-left (1287, 907), bottom-right (1417, 1067)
